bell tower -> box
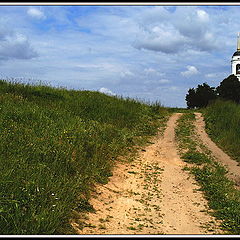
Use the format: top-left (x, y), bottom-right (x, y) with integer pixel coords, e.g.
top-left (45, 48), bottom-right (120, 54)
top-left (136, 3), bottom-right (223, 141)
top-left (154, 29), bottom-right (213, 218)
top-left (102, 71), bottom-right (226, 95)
top-left (231, 33), bottom-right (240, 80)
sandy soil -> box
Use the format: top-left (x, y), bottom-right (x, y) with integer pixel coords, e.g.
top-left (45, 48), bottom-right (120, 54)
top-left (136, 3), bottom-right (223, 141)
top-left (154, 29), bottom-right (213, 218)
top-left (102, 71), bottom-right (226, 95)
top-left (194, 112), bottom-right (240, 189)
top-left (71, 113), bottom-right (223, 235)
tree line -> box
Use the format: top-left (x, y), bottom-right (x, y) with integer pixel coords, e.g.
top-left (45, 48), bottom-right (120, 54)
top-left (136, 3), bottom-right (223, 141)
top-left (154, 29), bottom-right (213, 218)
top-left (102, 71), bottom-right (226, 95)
top-left (185, 74), bottom-right (240, 109)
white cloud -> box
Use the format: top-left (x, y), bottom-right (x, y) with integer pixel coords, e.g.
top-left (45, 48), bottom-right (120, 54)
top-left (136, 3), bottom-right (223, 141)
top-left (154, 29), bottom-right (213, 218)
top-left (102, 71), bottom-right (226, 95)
top-left (181, 65), bottom-right (199, 77)
top-left (0, 25), bottom-right (38, 60)
top-left (134, 24), bottom-right (186, 54)
top-left (197, 10), bottom-right (209, 22)
top-left (99, 87), bottom-right (116, 96)
top-left (134, 6), bottom-right (218, 54)
top-left (27, 8), bottom-right (45, 20)
top-left (0, 5), bottom-right (238, 108)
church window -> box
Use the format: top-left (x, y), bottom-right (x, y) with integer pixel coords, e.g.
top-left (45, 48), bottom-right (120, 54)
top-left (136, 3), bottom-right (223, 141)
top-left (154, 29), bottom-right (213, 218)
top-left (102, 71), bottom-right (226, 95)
top-left (236, 64), bottom-right (240, 74)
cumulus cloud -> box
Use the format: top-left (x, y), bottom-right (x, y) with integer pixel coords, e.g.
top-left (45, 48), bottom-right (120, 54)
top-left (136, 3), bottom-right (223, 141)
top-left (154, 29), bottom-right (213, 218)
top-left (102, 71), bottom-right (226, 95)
top-left (181, 65), bottom-right (199, 77)
top-left (0, 5), bottom-right (235, 108)
top-left (197, 10), bottom-right (209, 22)
top-left (99, 87), bottom-right (116, 96)
top-left (27, 7), bottom-right (45, 20)
top-left (134, 7), bottom-right (218, 54)
top-left (134, 25), bottom-right (186, 54)
top-left (0, 28), bottom-right (38, 60)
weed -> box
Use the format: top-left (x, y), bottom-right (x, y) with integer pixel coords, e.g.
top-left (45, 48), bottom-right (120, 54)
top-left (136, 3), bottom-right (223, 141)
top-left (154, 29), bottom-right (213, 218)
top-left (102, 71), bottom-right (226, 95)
top-left (0, 79), bottom-right (169, 234)
top-left (127, 226), bottom-right (137, 230)
top-left (182, 151), bottom-right (211, 165)
top-left (98, 224), bottom-right (107, 230)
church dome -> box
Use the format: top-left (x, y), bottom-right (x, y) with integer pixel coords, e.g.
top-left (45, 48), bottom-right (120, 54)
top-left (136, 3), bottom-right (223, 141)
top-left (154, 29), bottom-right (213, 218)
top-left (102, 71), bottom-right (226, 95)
top-left (233, 51), bottom-right (240, 57)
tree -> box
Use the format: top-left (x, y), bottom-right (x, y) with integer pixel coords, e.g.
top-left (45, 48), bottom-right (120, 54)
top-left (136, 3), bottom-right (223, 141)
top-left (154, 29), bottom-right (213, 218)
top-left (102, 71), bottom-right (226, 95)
top-left (185, 83), bottom-right (217, 109)
top-left (216, 74), bottom-right (240, 103)
top-left (185, 88), bottom-right (197, 109)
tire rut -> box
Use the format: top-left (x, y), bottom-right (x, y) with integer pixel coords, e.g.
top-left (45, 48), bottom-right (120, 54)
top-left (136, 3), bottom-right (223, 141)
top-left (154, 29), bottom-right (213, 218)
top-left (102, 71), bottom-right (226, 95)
top-left (71, 113), bottom-right (222, 235)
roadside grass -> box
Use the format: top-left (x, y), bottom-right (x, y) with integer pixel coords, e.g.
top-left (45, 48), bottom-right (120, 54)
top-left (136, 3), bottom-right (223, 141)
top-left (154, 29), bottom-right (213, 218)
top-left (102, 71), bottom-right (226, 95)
top-left (175, 112), bottom-right (240, 234)
top-left (0, 79), bottom-right (169, 234)
top-left (182, 151), bottom-right (211, 165)
top-left (203, 99), bottom-right (240, 164)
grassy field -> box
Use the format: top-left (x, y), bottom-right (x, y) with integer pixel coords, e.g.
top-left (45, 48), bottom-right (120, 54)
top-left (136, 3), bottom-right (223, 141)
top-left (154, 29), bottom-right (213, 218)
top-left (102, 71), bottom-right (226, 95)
top-left (0, 79), bottom-right (169, 234)
top-left (203, 99), bottom-right (240, 163)
top-left (175, 113), bottom-right (240, 234)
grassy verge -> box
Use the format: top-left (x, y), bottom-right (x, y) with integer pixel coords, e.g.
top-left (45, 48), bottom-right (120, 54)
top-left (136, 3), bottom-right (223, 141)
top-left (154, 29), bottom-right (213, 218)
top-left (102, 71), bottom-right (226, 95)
top-left (0, 79), bottom-right (169, 234)
top-left (175, 112), bottom-right (240, 234)
top-left (204, 99), bottom-right (240, 164)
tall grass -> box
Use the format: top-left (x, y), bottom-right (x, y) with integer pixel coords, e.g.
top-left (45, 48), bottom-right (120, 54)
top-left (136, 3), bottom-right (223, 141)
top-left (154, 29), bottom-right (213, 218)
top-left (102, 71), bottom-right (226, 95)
top-left (204, 99), bottom-right (240, 163)
top-left (0, 80), bottom-right (168, 234)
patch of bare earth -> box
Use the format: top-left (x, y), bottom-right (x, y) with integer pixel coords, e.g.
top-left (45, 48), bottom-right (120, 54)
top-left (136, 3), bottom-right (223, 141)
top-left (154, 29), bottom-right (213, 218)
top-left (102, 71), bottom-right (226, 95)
top-left (194, 112), bottom-right (240, 189)
top-left (71, 113), bottom-right (222, 235)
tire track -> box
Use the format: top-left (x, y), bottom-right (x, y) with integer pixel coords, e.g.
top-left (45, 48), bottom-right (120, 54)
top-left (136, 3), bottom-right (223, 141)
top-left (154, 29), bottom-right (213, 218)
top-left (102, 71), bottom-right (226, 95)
top-left (71, 113), bottom-right (222, 235)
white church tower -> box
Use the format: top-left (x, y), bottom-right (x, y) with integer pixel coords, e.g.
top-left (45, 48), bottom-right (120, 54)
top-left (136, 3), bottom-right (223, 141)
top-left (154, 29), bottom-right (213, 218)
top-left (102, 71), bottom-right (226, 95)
top-left (231, 33), bottom-right (240, 80)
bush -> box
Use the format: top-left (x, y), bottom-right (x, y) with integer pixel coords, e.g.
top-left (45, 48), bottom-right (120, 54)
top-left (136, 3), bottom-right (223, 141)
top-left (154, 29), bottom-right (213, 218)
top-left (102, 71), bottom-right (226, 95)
top-left (185, 83), bottom-right (217, 109)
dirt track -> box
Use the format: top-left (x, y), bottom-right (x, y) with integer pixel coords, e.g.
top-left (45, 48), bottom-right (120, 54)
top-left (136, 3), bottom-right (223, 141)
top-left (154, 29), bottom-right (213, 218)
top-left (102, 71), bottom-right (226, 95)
top-left (71, 113), bottom-right (224, 235)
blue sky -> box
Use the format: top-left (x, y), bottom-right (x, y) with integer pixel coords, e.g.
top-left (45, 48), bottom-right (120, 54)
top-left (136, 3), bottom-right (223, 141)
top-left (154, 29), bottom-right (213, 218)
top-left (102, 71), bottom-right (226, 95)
top-left (0, 4), bottom-right (239, 107)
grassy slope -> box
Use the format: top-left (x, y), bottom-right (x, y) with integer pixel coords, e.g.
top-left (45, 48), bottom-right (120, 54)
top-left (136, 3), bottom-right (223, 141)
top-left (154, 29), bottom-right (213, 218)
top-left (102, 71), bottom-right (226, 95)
top-left (0, 80), bottom-right (169, 234)
top-left (203, 99), bottom-right (240, 163)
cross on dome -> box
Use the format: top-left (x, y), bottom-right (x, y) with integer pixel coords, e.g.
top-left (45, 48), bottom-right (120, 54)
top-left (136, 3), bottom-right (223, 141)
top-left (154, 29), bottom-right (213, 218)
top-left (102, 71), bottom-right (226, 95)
top-left (237, 32), bottom-right (240, 51)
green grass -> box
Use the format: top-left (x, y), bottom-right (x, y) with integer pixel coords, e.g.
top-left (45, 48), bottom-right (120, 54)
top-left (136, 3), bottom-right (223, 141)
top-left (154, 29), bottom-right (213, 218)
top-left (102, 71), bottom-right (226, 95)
top-left (182, 151), bottom-right (211, 165)
top-left (175, 113), bottom-right (197, 152)
top-left (192, 164), bottom-right (240, 234)
top-left (175, 112), bottom-right (240, 234)
top-left (0, 79), bottom-right (169, 234)
top-left (204, 99), bottom-right (240, 163)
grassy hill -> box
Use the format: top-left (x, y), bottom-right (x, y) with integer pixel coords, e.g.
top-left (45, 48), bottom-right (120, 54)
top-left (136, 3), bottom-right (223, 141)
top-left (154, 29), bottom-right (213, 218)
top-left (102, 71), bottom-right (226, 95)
top-left (0, 80), bottom-right (169, 234)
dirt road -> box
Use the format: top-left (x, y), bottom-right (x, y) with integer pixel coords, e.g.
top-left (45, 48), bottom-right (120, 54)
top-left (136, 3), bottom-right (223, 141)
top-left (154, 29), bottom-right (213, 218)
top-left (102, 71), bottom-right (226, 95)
top-left (71, 113), bottom-right (223, 235)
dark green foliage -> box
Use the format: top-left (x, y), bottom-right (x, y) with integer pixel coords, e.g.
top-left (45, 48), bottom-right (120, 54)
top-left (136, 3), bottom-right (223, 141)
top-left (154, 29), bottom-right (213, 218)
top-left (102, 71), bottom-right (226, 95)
top-left (216, 74), bottom-right (240, 103)
top-left (0, 79), bottom-right (167, 234)
top-left (185, 83), bottom-right (217, 109)
top-left (185, 88), bottom-right (197, 109)
top-left (185, 74), bottom-right (240, 108)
